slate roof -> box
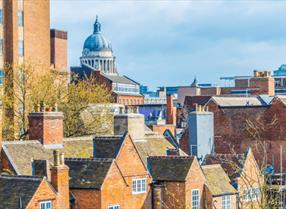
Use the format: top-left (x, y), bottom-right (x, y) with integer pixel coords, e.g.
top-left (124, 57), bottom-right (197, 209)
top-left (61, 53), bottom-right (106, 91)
top-left (93, 135), bottom-right (124, 158)
top-left (203, 153), bottom-right (246, 181)
top-left (65, 158), bottom-right (113, 189)
top-left (2, 135), bottom-right (94, 175)
top-left (202, 164), bottom-right (237, 196)
top-left (210, 96), bottom-right (267, 107)
top-left (0, 175), bottom-right (44, 209)
top-left (103, 74), bottom-right (138, 85)
top-left (148, 156), bottom-right (195, 181)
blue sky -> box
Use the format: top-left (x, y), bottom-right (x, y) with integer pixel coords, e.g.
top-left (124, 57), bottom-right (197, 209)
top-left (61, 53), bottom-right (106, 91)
top-left (51, 0), bottom-right (286, 89)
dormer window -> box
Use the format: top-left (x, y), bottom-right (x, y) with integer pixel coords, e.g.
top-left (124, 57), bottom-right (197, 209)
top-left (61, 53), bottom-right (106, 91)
top-left (40, 200), bottom-right (52, 209)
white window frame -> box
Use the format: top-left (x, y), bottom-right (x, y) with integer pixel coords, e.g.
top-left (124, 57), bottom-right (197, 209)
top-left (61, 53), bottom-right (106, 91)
top-left (132, 178), bottom-right (147, 194)
top-left (40, 200), bottom-right (52, 209)
top-left (222, 195), bottom-right (231, 209)
top-left (191, 189), bottom-right (200, 209)
top-left (108, 204), bottom-right (120, 209)
top-left (243, 187), bottom-right (260, 202)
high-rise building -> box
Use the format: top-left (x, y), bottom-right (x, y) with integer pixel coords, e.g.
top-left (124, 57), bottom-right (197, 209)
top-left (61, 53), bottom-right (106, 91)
top-left (1, 0), bottom-right (68, 139)
top-left (2, 0), bottom-right (51, 70)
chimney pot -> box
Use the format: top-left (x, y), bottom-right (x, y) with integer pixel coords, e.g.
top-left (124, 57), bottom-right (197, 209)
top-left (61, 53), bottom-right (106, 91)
top-left (53, 150), bottom-right (60, 166)
top-left (60, 152), bottom-right (64, 165)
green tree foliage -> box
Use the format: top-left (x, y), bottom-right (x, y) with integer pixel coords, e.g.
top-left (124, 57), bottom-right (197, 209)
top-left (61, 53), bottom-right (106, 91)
top-left (3, 62), bottom-right (112, 140)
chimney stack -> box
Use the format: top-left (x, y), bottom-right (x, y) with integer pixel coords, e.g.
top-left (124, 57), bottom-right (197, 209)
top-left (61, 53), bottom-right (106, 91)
top-left (152, 184), bottom-right (163, 209)
top-left (114, 108), bottom-right (145, 140)
top-left (28, 106), bottom-right (64, 148)
top-left (51, 150), bottom-right (70, 209)
top-left (188, 108), bottom-right (214, 160)
top-left (166, 94), bottom-right (176, 125)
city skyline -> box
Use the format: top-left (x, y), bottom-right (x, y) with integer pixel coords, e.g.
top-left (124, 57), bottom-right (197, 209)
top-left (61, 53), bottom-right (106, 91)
top-left (51, 0), bottom-right (286, 89)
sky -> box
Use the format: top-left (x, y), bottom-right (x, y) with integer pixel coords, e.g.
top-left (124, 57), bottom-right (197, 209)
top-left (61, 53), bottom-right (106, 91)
top-left (51, 0), bottom-right (286, 90)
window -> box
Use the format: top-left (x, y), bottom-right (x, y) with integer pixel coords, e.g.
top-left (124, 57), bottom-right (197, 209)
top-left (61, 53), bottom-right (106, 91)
top-left (18, 40), bottom-right (24, 57)
top-left (40, 201), bottom-right (52, 209)
top-left (18, 11), bottom-right (23, 26)
top-left (243, 188), bottom-right (260, 201)
top-left (222, 195), bottom-right (231, 209)
top-left (108, 204), bottom-right (120, 209)
top-left (191, 189), bottom-right (199, 209)
top-left (132, 178), bottom-right (147, 194)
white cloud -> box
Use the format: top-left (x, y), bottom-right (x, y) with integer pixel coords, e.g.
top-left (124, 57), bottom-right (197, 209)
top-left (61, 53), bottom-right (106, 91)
top-left (51, 0), bottom-right (286, 88)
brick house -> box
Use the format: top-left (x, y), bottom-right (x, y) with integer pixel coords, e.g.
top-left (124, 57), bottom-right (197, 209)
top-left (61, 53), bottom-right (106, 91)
top-left (0, 150), bottom-right (69, 209)
top-left (148, 156), bottom-right (206, 209)
top-left (203, 148), bottom-right (263, 209)
top-left (93, 134), bottom-right (152, 209)
top-left (202, 164), bottom-right (238, 209)
top-left (182, 95), bottom-right (286, 171)
top-left (65, 158), bottom-right (127, 209)
top-left (204, 95), bottom-right (286, 171)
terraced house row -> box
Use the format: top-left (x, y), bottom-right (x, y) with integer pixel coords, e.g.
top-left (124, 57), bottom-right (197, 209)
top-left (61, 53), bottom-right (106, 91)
top-left (0, 108), bottom-right (262, 209)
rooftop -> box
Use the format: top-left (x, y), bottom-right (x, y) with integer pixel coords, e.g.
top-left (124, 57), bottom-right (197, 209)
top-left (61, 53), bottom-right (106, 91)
top-left (65, 158), bottom-right (113, 190)
top-left (148, 156), bottom-right (195, 181)
top-left (0, 175), bottom-right (46, 209)
top-left (202, 164), bottom-right (237, 196)
top-left (203, 153), bottom-right (246, 181)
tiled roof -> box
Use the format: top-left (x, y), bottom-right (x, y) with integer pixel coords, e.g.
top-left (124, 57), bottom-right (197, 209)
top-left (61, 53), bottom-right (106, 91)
top-left (2, 135), bottom-right (94, 175)
top-left (148, 156), bottom-right (194, 181)
top-left (210, 96), bottom-right (267, 107)
top-left (202, 164), bottom-right (237, 196)
top-left (203, 153), bottom-right (246, 181)
top-left (93, 135), bottom-right (124, 158)
top-left (0, 175), bottom-right (43, 209)
top-left (65, 158), bottom-right (113, 189)
top-left (134, 133), bottom-right (186, 167)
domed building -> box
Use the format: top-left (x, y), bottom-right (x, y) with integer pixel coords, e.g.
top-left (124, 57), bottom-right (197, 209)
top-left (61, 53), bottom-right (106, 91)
top-left (80, 16), bottom-right (117, 75)
top-left (71, 16), bottom-right (144, 106)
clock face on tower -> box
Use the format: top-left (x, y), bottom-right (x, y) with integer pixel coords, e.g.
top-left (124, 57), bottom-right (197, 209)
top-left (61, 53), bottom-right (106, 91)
top-left (83, 48), bottom-right (90, 56)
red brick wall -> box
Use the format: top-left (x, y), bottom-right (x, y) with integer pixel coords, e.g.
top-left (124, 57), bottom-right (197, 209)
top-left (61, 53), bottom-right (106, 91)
top-left (24, 0), bottom-right (51, 66)
top-left (206, 97), bottom-right (286, 170)
top-left (0, 150), bottom-right (15, 174)
top-left (250, 77), bottom-right (275, 96)
top-left (179, 128), bottom-right (190, 155)
top-left (160, 158), bottom-right (206, 209)
top-left (28, 112), bottom-right (64, 145)
top-left (101, 162), bottom-right (127, 209)
top-left (51, 165), bottom-right (70, 209)
top-left (151, 124), bottom-right (176, 136)
top-left (26, 180), bottom-right (57, 209)
top-left (116, 135), bottom-right (152, 209)
top-left (201, 87), bottom-right (220, 96)
top-left (167, 95), bottom-right (175, 125)
top-left (50, 29), bottom-right (68, 70)
top-left (162, 181), bottom-right (186, 209)
top-left (185, 158), bottom-right (206, 208)
top-left (71, 189), bottom-right (101, 209)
